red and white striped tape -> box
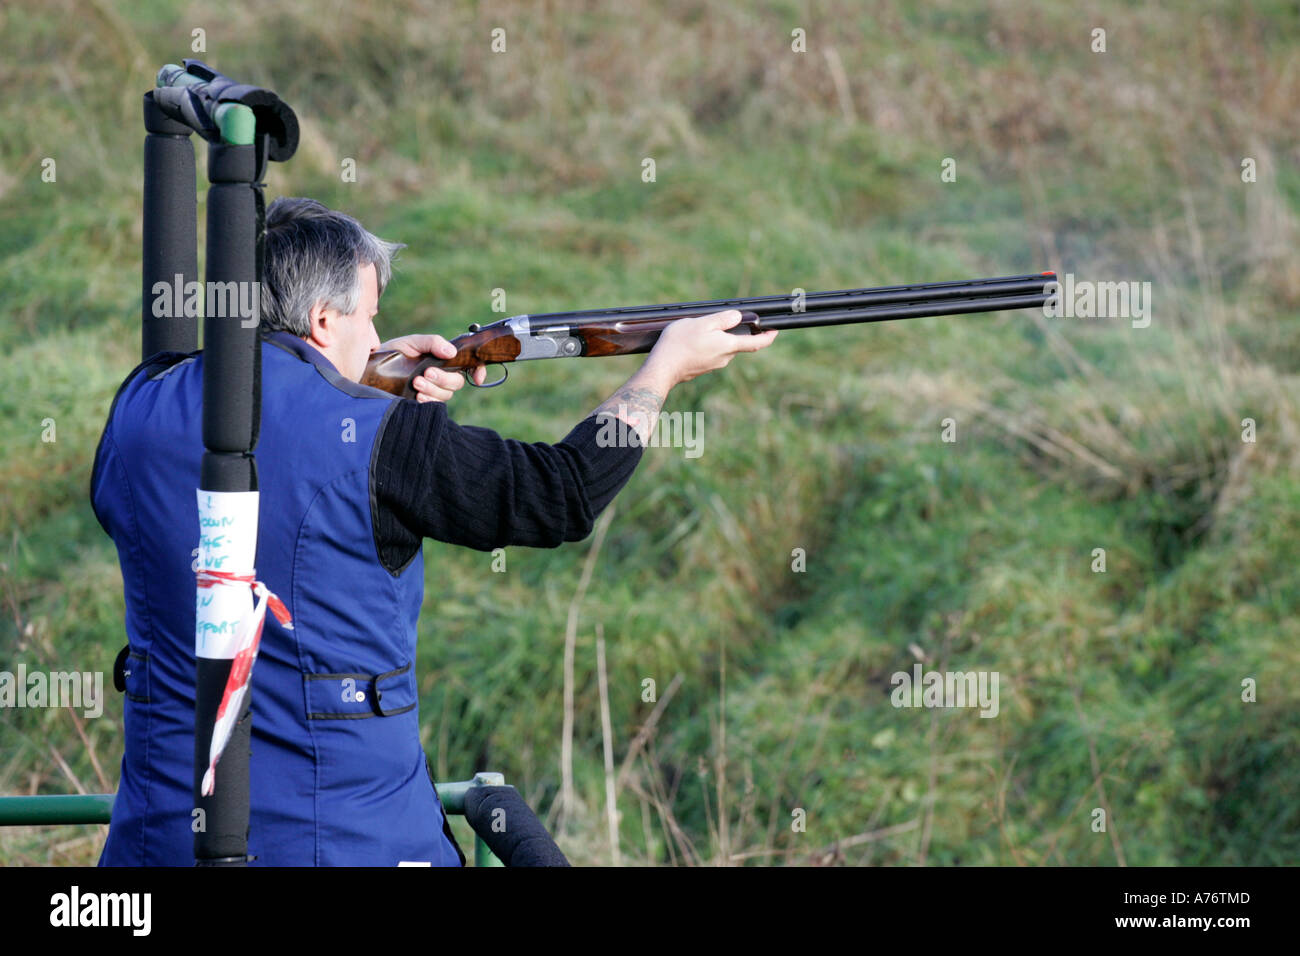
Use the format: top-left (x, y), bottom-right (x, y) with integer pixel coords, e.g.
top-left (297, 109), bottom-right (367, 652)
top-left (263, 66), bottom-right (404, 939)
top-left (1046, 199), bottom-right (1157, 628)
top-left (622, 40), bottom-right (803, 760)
top-left (196, 569), bottom-right (292, 797)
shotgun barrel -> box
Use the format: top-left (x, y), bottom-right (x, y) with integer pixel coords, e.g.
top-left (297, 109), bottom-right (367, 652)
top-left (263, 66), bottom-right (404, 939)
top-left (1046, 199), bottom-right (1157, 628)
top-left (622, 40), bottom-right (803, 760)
top-left (520, 272), bottom-right (1056, 323)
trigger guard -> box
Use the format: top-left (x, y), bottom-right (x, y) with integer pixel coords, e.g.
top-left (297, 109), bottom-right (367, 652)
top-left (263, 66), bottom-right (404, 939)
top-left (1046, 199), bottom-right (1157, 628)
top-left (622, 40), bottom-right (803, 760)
top-left (465, 364), bottom-right (508, 388)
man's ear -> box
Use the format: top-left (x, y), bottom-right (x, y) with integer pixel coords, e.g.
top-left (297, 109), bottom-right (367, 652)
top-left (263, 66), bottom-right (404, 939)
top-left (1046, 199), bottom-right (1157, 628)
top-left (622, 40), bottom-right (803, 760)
top-left (305, 301), bottom-right (333, 348)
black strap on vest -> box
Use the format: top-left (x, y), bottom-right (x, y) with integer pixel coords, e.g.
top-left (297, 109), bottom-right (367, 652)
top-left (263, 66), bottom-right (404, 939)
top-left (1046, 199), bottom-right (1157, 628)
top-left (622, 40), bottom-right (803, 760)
top-left (112, 644), bottom-right (131, 693)
top-left (425, 758), bottom-right (467, 867)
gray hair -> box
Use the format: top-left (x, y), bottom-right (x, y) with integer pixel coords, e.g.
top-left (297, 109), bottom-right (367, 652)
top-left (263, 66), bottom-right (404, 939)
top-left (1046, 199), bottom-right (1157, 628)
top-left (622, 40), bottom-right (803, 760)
top-left (260, 197), bottom-right (405, 336)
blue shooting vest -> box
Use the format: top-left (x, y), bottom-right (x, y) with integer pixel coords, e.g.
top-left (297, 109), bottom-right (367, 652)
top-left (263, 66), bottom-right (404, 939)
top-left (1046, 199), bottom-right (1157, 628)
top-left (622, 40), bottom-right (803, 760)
top-left (92, 335), bottom-right (464, 866)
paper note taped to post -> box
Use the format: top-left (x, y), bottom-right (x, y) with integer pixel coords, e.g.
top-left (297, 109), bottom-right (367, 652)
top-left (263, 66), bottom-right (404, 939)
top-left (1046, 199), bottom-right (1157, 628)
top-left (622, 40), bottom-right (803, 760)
top-left (195, 490), bottom-right (260, 659)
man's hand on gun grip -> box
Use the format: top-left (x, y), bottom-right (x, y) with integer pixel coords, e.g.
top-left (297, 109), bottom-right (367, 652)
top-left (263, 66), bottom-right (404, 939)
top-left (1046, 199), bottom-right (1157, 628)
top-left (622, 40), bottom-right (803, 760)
top-left (379, 334), bottom-right (488, 403)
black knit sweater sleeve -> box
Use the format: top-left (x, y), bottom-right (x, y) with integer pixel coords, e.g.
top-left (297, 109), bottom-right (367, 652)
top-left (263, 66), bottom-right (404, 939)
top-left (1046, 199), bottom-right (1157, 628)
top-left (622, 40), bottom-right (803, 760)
top-left (370, 400), bottom-right (643, 571)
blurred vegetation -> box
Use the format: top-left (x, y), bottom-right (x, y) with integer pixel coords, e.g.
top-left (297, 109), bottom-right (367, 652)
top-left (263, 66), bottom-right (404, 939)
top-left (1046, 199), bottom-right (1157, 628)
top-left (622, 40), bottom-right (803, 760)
top-left (1, 0), bottom-right (1297, 865)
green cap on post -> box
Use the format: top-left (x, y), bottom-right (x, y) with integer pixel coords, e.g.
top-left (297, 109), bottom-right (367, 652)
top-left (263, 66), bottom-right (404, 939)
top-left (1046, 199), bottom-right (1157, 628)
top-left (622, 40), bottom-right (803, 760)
top-left (214, 103), bottom-right (256, 146)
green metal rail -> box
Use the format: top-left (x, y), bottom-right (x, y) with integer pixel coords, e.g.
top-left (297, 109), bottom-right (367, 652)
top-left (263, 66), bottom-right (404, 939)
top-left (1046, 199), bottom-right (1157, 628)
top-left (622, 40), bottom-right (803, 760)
top-left (0, 771), bottom-right (505, 867)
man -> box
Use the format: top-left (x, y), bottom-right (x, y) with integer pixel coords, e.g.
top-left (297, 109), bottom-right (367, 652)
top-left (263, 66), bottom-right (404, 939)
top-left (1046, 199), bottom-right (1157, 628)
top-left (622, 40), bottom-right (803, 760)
top-left (92, 197), bottom-right (776, 865)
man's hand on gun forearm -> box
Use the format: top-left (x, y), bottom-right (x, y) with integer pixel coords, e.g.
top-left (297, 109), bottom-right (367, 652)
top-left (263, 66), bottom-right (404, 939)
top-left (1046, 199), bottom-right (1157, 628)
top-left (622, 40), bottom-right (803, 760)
top-left (649, 308), bottom-right (779, 384)
top-left (592, 309), bottom-right (778, 444)
top-left (378, 334), bottom-right (488, 403)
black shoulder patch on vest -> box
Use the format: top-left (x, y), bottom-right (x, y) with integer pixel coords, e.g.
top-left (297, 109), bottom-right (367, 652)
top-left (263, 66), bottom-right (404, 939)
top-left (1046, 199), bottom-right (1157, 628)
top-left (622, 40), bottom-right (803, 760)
top-left (149, 355), bottom-right (197, 380)
top-left (312, 362), bottom-right (398, 400)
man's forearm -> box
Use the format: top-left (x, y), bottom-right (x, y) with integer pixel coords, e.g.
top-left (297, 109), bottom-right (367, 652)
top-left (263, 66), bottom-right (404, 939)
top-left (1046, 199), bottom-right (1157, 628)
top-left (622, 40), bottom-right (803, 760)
top-left (591, 359), bottom-right (676, 445)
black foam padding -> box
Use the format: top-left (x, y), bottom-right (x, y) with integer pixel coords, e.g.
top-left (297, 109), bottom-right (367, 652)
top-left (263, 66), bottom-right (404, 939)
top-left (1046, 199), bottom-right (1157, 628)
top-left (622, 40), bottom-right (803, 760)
top-left (200, 453), bottom-right (258, 494)
top-left (203, 154), bottom-right (261, 456)
top-left (143, 89), bottom-right (193, 136)
top-left (193, 656), bottom-right (252, 865)
top-left (464, 787), bottom-right (571, 867)
top-left (207, 142), bottom-right (258, 183)
top-left (142, 95), bottom-right (199, 359)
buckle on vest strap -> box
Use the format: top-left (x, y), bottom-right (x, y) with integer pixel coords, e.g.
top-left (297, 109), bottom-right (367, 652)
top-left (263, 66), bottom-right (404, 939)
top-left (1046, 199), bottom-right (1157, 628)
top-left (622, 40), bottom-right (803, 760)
top-left (369, 662), bottom-right (414, 718)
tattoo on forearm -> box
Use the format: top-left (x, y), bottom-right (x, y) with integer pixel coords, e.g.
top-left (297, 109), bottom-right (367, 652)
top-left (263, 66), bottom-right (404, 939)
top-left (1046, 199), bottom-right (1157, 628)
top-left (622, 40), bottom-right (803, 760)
top-left (594, 386), bottom-right (664, 445)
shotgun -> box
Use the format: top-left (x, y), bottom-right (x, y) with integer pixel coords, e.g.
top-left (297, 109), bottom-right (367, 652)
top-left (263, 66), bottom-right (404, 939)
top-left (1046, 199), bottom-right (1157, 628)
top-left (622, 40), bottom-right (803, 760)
top-left (361, 271), bottom-right (1057, 397)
